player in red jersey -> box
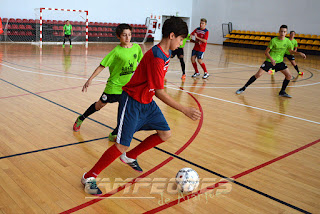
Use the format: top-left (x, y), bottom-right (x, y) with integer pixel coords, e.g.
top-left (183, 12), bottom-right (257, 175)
top-left (190, 18), bottom-right (210, 79)
top-left (80, 17), bottom-right (201, 195)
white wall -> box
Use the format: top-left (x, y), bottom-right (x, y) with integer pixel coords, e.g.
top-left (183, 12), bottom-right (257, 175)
top-left (192, 0), bottom-right (320, 44)
top-left (192, 0), bottom-right (228, 45)
top-left (226, 0), bottom-right (320, 36)
top-left (0, 0), bottom-right (192, 25)
top-left (2, 0), bottom-right (320, 44)
top-left (152, 16), bottom-right (191, 42)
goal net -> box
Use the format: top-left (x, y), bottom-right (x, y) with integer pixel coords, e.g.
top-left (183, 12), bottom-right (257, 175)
top-left (34, 8), bottom-right (88, 46)
top-left (0, 17), bottom-right (37, 42)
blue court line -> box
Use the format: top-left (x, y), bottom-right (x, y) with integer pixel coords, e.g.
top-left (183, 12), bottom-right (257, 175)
top-left (0, 137), bottom-right (108, 160)
top-left (0, 78), bottom-right (112, 129)
top-left (0, 78), bottom-right (310, 214)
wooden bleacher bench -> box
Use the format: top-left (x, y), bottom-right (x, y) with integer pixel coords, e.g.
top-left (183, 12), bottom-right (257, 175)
top-left (223, 29), bottom-right (320, 55)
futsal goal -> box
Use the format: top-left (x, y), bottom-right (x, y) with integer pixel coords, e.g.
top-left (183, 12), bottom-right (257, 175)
top-left (34, 8), bottom-right (88, 46)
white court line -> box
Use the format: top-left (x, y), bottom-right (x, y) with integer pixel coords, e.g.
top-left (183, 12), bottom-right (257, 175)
top-left (227, 61), bottom-right (259, 68)
top-left (1, 63), bottom-right (105, 83)
top-left (2, 62), bottom-right (319, 125)
top-left (196, 57), bottom-right (260, 68)
top-left (166, 84), bottom-right (320, 125)
top-left (169, 65), bottom-right (248, 71)
top-left (308, 67), bottom-right (320, 72)
top-left (179, 82), bottom-right (320, 89)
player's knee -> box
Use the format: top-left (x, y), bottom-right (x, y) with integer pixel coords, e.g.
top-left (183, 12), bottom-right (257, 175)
top-left (95, 101), bottom-right (106, 110)
top-left (255, 70), bottom-right (264, 78)
top-left (286, 73), bottom-right (292, 80)
top-left (159, 131), bottom-right (171, 141)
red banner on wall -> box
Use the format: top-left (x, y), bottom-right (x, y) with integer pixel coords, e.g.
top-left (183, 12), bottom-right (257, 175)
top-left (0, 18), bottom-right (3, 34)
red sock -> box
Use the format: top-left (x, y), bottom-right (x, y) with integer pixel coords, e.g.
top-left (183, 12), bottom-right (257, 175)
top-left (126, 134), bottom-right (164, 159)
top-left (200, 63), bottom-right (208, 73)
top-left (85, 144), bottom-right (122, 178)
top-left (192, 62), bottom-right (199, 73)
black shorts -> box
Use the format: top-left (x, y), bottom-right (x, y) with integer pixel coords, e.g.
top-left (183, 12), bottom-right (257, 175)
top-left (260, 61), bottom-right (288, 72)
top-left (171, 48), bottom-right (184, 58)
top-left (284, 54), bottom-right (295, 61)
top-left (99, 93), bottom-right (122, 103)
top-left (64, 34), bottom-right (71, 38)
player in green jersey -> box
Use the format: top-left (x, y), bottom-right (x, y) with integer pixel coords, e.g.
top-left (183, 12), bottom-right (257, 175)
top-left (284, 31), bottom-right (303, 75)
top-left (171, 34), bottom-right (190, 80)
top-left (236, 25), bottom-right (306, 98)
top-left (63, 20), bottom-right (73, 48)
top-left (73, 24), bottom-right (143, 140)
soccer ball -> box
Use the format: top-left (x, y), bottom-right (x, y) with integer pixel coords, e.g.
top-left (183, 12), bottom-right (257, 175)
top-left (175, 168), bottom-right (199, 193)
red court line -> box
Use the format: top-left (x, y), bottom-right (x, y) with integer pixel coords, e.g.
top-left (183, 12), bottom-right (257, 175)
top-left (60, 91), bottom-right (203, 214)
top-left (144, 138), bottom-right (320, 213)
top-left (0, 83), bottom-right (105, 99)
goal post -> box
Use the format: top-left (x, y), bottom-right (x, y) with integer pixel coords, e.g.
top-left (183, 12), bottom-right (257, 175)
top-left (34, 8), bottom-right (88, 47)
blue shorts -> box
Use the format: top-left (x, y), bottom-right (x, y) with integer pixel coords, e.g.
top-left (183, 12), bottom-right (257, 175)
top-left (116, 91), bottom-right (170, 147)
top-left (192, 50), bottom-right (204, 59)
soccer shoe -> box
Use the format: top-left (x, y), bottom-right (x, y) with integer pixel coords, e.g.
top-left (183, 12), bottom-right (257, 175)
top-left (120, 153), bottom-right (143, 173)
top-left (81, 173), bottom-right (102, 195)
top-left (268, 69), bottom-right (275, 75)
top-left (181, 74), bottom-right (186, 80)
top-left (108, 132), bottom-right (117, 142)
top-left (70, 45), bottom-right (72, 48)
top-left (202, 73), bottom-right (210, 79)
top-left (73, 117), bottom-right (83, 132)
top-left (298, 72), bottom-right (304, 75)
top-left (62, 44), bottom-right (65, 48)
top-left (279, 91), bottom-right (292, 98)
top-left (191, 72), bottom-right (200, 78)
top-left (236, 87), bottom-right (246, 95)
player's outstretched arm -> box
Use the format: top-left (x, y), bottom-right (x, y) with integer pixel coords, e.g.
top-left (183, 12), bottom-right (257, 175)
top-left (82, 65), bottom-right (105, 92)
top-left (289, 49), bottom-right (306, 59)
top-left (155, 89), bottom-right (201, 121)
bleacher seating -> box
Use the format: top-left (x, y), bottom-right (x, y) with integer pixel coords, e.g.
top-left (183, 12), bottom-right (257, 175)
top-left (224, 30), bottom-right (320, 55)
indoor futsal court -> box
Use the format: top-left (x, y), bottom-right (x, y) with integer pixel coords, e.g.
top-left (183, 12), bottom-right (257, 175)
top-left (1, 0), bottom-right (320, 214)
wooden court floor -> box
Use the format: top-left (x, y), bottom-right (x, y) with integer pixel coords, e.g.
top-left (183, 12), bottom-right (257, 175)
top-left (0, 42), bottom-right (319, 214)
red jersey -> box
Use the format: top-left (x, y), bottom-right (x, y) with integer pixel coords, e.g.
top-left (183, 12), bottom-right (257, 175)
top-left (122, 44), bottom-right (171, 104)
top-left (191, 27), bottom-right (209, 52)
